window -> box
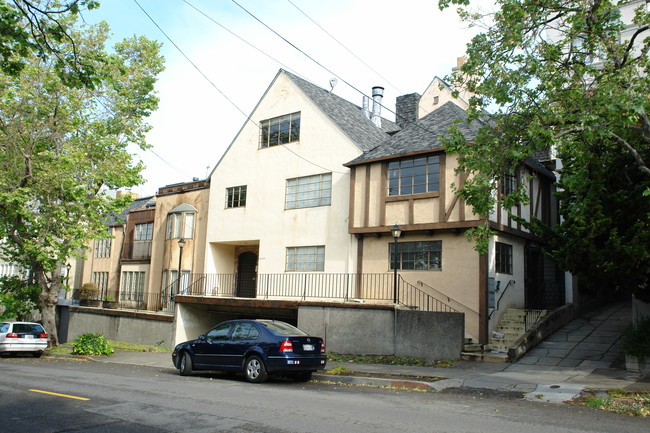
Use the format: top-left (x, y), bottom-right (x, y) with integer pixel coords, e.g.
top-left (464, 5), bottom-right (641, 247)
top-left (231, 322), bottom-right (260, 341)
top-left (389, 241), bottom-right (442, 270)
top-left (495, 242), bottom-right (513, 274)
top-left (388, 155), bottom-right (440, 196)
top-left (286, 246), bottom-right (325, 271)
top-left (121, 271), bottom-right (145, 301)
top-left (260, 112), bottom-right (300, 148)
top-left (226, 185), bottom-right (247, 208)
top-left (286, 173), bottom-right (331, 209)
top-left (92, 272), bottom-right (109, 297)
top-left (206, 322), bottom-right (233, 341)
top-left (162, 269), bottom-right (190, 296)
top-left (135, 223), bottom-right (153, 241)
top-left (166, 212), bottom-right (195, 239)
top-left (94, 228), bottom-right (113, 258)
top-left (500, 172), bottom-right (517, 196)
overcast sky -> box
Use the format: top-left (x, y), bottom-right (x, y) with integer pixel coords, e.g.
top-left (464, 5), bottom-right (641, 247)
top-left (81, 0), bottom-right (489, 197)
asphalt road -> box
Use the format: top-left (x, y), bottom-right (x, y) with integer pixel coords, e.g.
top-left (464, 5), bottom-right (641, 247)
top-left (0, 356), bottom-right (647, 433)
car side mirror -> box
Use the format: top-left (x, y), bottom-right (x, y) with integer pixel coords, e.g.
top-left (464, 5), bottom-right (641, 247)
top-left (199, 334), bottom-right (206, 341)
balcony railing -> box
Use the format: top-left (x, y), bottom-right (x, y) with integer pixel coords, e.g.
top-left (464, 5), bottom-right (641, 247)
top-left (64, 273), bottom-right (459, 315)
top-left (66, 290), bottom-right (174, 314)
top-left (121, 241), bottom-right (152, 260)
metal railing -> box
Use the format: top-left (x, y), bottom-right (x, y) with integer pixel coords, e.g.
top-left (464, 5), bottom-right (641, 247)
top-left (489, 279), bottom-right (516, 320)
top-left (121, 241), bottom-right (152, 260)
top-left (180, 272), bottom-right (395, 302)
top-left (66, 290), bottom-right (174, 314)
top-left (416, 280), bottom-right (477, 316)
top-left (65, 272), bottom-right (459, 315)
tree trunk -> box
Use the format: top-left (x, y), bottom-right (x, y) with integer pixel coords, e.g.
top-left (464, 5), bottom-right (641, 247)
top-left (35, 263), bottom-right (62, 348)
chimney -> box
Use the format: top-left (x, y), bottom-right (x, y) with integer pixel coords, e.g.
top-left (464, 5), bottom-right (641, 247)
top-left (452, 56), bottom-right (466, 74)
top-left (396, 93), bottom-right (421, 129)
top-left (362, 96), bottom-right (371, 119)
top-left (370, 86), bottom-right (384, 128)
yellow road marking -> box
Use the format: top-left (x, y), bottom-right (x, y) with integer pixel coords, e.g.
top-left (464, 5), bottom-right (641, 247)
top-left (28, 389), bottom-right (90, 401)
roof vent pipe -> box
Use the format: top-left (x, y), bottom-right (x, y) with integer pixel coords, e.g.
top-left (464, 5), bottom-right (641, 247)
top-left (362, 96), bottom-right (371, 119)
top-left (371, 86), bottom-right (384, 128)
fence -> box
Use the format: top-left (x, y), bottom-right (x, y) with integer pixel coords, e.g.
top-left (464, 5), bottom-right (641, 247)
top-left (67, 273), bottom-right (457, 315)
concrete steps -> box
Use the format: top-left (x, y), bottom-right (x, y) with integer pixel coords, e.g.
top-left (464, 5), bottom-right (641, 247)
top-left (461, 308), bottom-right (547, 362)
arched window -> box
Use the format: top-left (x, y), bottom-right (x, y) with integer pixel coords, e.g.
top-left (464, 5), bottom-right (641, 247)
top-left (166, 204), bottom-right (197, 240)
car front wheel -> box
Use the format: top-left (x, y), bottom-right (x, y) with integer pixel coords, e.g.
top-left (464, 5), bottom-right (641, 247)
top-left (179, 352), bottom-right (193, 376)
top-left (244, 355), bottom-right (268, 383)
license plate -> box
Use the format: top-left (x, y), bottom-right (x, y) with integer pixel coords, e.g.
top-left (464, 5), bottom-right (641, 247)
top-left (25, 335), bottom-right (33, 339)
top-left (303, 344), bottom-right (314, 351)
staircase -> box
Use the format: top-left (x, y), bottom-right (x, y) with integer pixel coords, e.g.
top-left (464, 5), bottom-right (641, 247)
top-left (461, 308), bottom-right (547, 362)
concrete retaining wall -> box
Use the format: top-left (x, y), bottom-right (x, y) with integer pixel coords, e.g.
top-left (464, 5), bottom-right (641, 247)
top-left (298, 306), bottom-right (464, 360)
top-left (64, 308), bottom-right (174, 348)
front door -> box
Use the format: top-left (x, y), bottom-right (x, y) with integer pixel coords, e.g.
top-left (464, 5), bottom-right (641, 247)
top-left (237, 252), bottom-right (257, 298)
top-left (524, 244), bottom-right (544, 309)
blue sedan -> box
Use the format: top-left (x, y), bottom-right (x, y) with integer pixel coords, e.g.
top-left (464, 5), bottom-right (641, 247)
top-left (171, 319), bottom-right (326, 383)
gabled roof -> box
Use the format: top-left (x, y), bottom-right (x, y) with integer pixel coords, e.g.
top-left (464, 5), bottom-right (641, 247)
top-left (282, 70), bottom-right (399, 152)
top-left (345, 101), bottom-right (485, 166)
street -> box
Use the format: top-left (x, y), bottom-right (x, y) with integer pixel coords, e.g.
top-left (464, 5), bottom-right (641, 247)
top-left (0, 356), bottom-right (647, 432)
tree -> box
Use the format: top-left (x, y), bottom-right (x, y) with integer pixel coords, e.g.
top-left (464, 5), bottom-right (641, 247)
top-left (0, 16), bottom-right (164, 345)
top-left (1, 1), bottom-right (100, 86)
top-left (0, 275), bottom-right (41, 321)
top-left (439, 1), bottom-right (650, 299)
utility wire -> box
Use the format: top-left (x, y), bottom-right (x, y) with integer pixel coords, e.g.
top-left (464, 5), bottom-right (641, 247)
top-left (133, 0), bottom-right (350, 176)
top-left (286, 0), bottom-right (404, 95)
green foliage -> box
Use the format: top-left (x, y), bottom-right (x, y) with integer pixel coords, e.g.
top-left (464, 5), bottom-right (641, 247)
top-left (71, 333), bottom-right (114, 356)
top-left (0, 11), bottom-right (164, 345)
top-left (623, 317), bottom-right (650, 361)
top-left (439, 0), bottom-right (650, 298)
top-left (0, 275), bottom-right (40, 320)
top-left (0, 1), bottom-right (101, 86)
top-left (79, 282), bottom-right (99, 300)
top-left (582, 390), bottom-right (650, 417)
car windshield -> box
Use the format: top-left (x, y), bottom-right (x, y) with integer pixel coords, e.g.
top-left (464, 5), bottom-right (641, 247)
top-left (258, 321), bottom-right (307, 336)
top-left (12, 323), bottom-right (44, 333)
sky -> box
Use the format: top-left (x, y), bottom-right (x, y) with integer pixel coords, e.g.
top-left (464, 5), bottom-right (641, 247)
top-left (79, 0), bottom-right (489, 197)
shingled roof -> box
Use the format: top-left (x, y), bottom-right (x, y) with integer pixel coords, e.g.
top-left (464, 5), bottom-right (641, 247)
top-left (282, 70), bottom-right (399, 152)
top-left (345, 101), bottom-right (485, 166)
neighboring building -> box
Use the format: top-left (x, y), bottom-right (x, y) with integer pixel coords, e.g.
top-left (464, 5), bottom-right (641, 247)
top-left (78, 194), bottom-right (154, 302)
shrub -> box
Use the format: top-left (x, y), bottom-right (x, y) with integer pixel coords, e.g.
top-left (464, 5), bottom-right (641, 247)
top-left (623, 317), bottom-right (650, 361)
top-left (72, 333), bottom-right (114, 356)
top-left (79, 282), bottom-right (99, 300)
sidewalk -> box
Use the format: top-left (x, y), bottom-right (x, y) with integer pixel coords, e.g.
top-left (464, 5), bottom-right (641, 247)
top-left (54, 301), bottom-right (647, 404)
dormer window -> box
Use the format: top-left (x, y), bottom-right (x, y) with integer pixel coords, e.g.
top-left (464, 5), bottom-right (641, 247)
top-left (260, 112), bottom-right (300, 148)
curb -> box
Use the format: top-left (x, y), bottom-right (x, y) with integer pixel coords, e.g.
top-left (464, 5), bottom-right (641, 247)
top-left (313, 373), bottom-right (438, 391)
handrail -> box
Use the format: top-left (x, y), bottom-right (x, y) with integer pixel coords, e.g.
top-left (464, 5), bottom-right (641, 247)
top-left (399, 277), bottom-right (458, 313)
top-left (416, 280), bottom-right (479, 317)
top-left (488, 279), bottom-right (515, 320)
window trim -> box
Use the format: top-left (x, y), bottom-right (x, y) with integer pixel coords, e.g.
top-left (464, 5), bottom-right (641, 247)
top-left (285, 173), bottom-right (332, 210)
top-left (387, 155), bottom-right (441, 197)
top-left (166, 212), bottom-right (195, 240)
top-left (260, 112), bottom-right (301, 148)
top-left (285, 245), bottom-right (325, 272)
top-left (495, 242), bottom-right (513, 275)
top-left (226, 185), bottom-right (247, 209)
top-left (389, 241), bottom-right (442, 271)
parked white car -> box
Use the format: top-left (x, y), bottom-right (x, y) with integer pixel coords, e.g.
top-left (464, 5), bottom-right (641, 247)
top-left (0, 321), bottom-right (49, 358)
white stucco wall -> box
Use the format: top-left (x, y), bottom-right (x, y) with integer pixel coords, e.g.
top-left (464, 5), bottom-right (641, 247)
top-left (204, 72), bottom-right (363, 275)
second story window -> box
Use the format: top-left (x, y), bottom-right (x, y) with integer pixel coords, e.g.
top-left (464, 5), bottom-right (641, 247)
top-left (286, 246), bottom-right (325, 271)
top-left (388, 155), bottom-right (440, 196)
top-left (286, 173), bottom-right (331, 209)
top-left (135, 223), bottom-right (153, 241)
top-left (166, 205), bottom-right (196, 240)
top-left (500, 172), bottom-right (517, 196)
top-left (94, 228), bottom-right (113, 258)
top-left (226, 186), bottom-right (247, 208)
top-left (260, 112), bottom-right (300, 148)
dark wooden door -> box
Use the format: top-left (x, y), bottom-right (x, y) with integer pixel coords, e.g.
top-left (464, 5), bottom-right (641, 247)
top-left (237, 252), bottom-right (257, 298)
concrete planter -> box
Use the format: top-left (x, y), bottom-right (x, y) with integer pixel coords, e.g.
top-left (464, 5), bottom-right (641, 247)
top-left (625, 354), bottom-right (650, 375)
top-left (102, 301), bottom-right (119, 309)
